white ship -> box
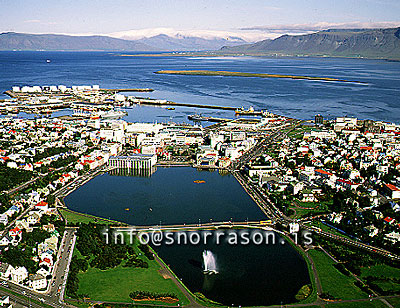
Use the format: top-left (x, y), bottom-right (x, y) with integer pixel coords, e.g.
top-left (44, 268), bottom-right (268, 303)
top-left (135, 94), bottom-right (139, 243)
top-left (94, 110), bottom-right (128, 119)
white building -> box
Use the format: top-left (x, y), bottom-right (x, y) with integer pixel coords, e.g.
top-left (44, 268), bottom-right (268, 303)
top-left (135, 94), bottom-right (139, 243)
top-left (11, 267), bottom-right (28, 284)
top-left (29, 273), bottom-right (47, 290)
top-left (108, 154), bottom-right (157, 170)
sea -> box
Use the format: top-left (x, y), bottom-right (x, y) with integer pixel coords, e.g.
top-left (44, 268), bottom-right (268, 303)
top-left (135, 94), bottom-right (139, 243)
top-left (1, 51), bottom-right (400, 123)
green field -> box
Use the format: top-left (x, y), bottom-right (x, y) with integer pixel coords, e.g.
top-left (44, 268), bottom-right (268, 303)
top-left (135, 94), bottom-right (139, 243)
top-left (360, 264), bottom-right (400, 279)
top-left (289, 200), bottom-right (331, 219)
top-left (74, 238), bottom-right (189, 306)
top-left (360, 264), bottom-right (400, 294)
top-left (59, 208), bottom-right (124, 225)
top-left (309, 249), bottom-right (369, 300)
top-left (77, 264), bottom-right (188, 305)
top-left (326, 300), bottom-right (389, 308)
top-left (387, 296), bottom-right (400, 306)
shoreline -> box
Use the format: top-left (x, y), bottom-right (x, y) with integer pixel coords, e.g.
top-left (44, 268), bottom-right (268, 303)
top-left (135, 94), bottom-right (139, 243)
top-left (119, 52), bottom-right (400, 62)
top-left (155, 70), bottom-right (365, 84)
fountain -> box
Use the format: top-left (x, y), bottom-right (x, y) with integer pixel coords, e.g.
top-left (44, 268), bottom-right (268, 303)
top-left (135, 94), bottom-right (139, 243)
top-left (203, 250), bottom-right (218, 274)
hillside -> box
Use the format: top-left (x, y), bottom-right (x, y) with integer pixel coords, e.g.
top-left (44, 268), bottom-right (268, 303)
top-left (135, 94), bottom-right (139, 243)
top-left (0, 32), bottom-right (154, 51)
top-left (220, 27), bottom-right (400, 60)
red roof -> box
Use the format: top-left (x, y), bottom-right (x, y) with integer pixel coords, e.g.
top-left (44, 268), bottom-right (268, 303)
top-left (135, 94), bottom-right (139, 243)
top-left (384, 217), bottom-right (394, 223)
top-left (360, 146), bottom-right (373, 151)
top-left (385, 183), bottom-right (400, 191)
top-left (36, 201), bottom-right (48, 207)
top-left (316, 169), bottom-right (333, 176)
top-left (10, 227), bottom-right (21, 234)
top-left (337, 179), bottom-right (356, 185)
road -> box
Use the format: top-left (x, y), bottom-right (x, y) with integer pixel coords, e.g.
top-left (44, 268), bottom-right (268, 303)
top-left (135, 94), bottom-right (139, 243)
top-left (0, 228), bottom-right (76, 308)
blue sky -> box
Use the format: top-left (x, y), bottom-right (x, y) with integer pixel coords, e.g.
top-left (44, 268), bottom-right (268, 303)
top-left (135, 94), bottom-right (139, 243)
top-left (1, 0), bottom-right (399, 41)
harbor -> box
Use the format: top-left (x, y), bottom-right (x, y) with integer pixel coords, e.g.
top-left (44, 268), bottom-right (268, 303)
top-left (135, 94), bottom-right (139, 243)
top-left (1, 85), bottom-right (272, 120)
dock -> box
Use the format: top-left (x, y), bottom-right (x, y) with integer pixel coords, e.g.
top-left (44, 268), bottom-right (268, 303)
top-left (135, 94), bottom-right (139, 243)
top-left (135, 99), bottom-right (237, 111)
top-left (187, 115), bottom-right (231, 122)
top-left (101, 88), bottom-right (154, 92)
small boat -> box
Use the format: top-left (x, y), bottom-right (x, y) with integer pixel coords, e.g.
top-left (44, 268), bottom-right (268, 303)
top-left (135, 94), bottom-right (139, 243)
top-left (46, 59), bottom-right (51, 63)
top-left (166, 107), bottom-right (175, 110)
top-left (149, 208), bottom-right (153, 211)
top-left (193, 180), bottom-right (206, 184)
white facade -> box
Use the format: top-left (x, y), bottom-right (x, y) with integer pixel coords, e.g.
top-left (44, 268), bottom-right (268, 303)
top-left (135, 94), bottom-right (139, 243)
top-left (11, 267), bottom-right (28, 284)
top-left (108, 154), bottom-right (157, 170)
top-left (30, 274), bottom-right (47, 290)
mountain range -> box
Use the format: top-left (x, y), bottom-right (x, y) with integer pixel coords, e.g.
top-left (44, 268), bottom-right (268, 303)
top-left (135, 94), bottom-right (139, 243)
top-left (1, 28), bottom-right (400, 60)
top-left (220, 27), bottom-right (400, 60)
top-left (136, 34), bottom-right (246, 51)
top-left (0, 31), bottom-right (246, 52)
top-left (0, 32), bottom-right (154, 51)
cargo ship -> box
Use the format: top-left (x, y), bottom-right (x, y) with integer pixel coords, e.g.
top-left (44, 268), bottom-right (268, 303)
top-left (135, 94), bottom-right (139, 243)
top-left (235, 106), bottom-right (263, 116)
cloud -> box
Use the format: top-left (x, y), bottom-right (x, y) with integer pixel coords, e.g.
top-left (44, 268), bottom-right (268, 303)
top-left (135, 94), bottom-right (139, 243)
top-left (263, 6), bottom-right (281, 11)
top-left (106, 21), bottom-right (400, 44)
top-left (241, 21), bottom-right (400, 32)
top-left (14, 21), bottom-right (400, 44)
top-left (108, 28), bottom-right (270, 42)
top-left (23, 19), bottom-right (58, 26)
top-left (24, 19), bottom-right (41, 23)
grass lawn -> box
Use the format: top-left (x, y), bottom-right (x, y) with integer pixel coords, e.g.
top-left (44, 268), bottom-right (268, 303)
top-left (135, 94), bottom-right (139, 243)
top-left (387, 297), bottom-right (400, 307)
top-left (307, 221), bottom-right (354, 240)
top-left (291, 207), bottom-right (324, 218)
top-left (77, 264), bottom-right (188, 305)
top-left (59, 208), bottom-right (124, 225)
top-left (289, 199), bottom-right (331, 219)
top-left (360, 263), bottom-right (400, 294)
top-left (326, 300), bottom-right (388, 308)
top-left (75, 238), bottom-right (189, 306)
top-left (309, 249), bottom-right (368, 300)
top-left (360, 264), bottom-right (400, 279)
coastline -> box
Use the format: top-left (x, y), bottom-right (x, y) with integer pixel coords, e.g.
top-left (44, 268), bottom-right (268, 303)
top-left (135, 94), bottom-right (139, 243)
top-left (119, 52), bottom-right (400, 62)
top-left (154, 69), bottom-right (365, 84)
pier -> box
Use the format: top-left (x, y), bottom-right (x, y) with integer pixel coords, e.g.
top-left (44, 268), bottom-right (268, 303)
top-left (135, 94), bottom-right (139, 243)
top-left (101, 88), bottom-right (154, 92)
top-left (188, 115), bottom-right (231, 122)
top-left (134, 99), bottom-right (238, 111)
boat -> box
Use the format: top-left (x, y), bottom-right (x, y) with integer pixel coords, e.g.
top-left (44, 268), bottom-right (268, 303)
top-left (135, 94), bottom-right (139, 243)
top-left (166, 107), bottom-right (175, 110)
top-left (188, 114), bottom-right (208, 121)
top-left (193, 180), bottom-right (206, 184)
top-left (92, 110), bottom-right (128, 119)
top-left (235, 106), bottom-right (263, 116)
top-left (125, 208), bottom-right (130, 211)
top-left (46, 59), bottom-right (51, 63)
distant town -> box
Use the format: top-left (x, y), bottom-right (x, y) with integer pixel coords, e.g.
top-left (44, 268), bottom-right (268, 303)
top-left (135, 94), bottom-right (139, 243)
top-left (0, 84), bottom-right (399, 307)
